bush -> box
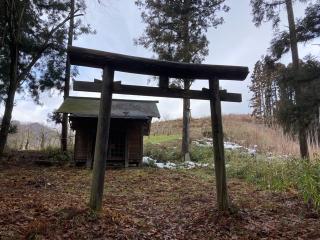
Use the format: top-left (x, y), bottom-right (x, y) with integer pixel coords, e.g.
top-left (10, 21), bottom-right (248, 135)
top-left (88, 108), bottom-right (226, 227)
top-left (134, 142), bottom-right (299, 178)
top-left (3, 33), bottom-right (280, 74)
top-left (144, 143), bottom-right (181, 163)
top-left (42, 147), bottom-right (72, 164)
top-left (190, 145), bottom-right (213, 163)
top-left (144, 143), bottom-right (214, 163)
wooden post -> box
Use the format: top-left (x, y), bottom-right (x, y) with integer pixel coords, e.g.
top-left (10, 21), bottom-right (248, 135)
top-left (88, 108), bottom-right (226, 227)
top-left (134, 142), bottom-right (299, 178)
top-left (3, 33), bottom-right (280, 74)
top-left (124, 130), bottom-right (129, 168)
top-left (139, 124), bottom-right (144, 166)
top-left (89, 66), bottom-right (114, 211)
top-left (209, 78), bottom-right (229, 211)
top-left (159, 75), bottom-right (169, 89)
top-left (86, 133), bottom-right (93, 169)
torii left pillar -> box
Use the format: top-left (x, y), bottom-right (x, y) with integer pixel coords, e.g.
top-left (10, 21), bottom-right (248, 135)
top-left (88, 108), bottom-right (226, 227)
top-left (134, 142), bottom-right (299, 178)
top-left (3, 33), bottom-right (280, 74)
top-left (89, 65), bottom-right (114, 210)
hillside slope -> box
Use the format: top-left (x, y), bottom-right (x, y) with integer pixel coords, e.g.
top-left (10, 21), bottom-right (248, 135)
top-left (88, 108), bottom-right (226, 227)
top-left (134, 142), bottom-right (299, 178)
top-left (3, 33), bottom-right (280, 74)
top-left (150, 115), bottom-right (319, 157)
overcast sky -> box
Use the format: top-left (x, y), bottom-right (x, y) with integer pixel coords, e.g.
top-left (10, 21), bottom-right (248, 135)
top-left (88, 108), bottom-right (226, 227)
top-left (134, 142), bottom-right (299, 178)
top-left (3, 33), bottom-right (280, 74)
top-left (3, 0), bottom-right (319, 125)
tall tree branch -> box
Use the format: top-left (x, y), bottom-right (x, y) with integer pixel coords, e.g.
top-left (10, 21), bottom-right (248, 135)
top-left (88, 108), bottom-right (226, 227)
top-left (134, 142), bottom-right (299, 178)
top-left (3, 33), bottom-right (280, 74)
top-left (17, 11), bottom-right (83, 83)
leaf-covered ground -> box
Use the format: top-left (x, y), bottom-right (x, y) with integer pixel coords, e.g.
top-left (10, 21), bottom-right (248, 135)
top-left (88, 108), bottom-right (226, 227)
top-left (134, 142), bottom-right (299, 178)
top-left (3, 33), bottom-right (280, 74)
top-left (0, 164), bottom-right (320, 239)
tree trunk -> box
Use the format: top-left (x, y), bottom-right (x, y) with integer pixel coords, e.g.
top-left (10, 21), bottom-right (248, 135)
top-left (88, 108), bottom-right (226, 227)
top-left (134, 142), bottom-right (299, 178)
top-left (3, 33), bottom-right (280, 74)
top-left (180, 0), bottom-right (192, 162)
top-left (285, 0), bottom-right (309, 159)
top-left (61, 0), bottom-right (75, 152)
top-left (182, 79), bottom-right (191, 161)
top-left (40, 129), bottom-right (45, 150)
top-left (0, 43), bottom-right (18, 156)
top-left (25, 129), bottom-right (30, 150)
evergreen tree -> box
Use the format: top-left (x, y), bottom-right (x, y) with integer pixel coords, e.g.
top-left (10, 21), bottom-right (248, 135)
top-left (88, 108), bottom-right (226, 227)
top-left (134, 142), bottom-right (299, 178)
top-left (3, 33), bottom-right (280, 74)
top-left (276, 58), bottom-right (320, 142)
top-left (250, 0), bottom-right (310, 159)
top-left (250, 57), bottom-right (285, 126)
top-left (270, 1), bottom-right (320, 59)
top-left (249, 56), bottom-right (320, 150)
top-left (135, 0), bottom-right (229, 161)
top-left (0, 0), bottom-right (92, 156)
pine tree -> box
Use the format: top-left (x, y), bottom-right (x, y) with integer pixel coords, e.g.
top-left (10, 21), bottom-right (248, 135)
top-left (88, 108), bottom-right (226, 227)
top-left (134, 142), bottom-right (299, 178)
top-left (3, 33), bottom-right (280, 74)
top-left (250, 0), bottom-right (310, 159)
top-left (250, 56), bottom-right (320, 151)
top-left (276, 58), bottom-right (320, 140)
top-left (249, 57), bottom-right (285, 126)
top-left (270, 1), bottom-right (320, 59)
top-left (250, 60), bottom-right (265, 121)
top-left (135, 0), bottom-right (229, 161)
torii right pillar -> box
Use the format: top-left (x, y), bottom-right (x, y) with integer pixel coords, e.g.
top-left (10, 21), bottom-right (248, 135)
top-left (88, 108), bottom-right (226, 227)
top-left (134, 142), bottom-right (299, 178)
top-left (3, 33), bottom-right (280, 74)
top-left (209, 78), bottom-right (229, 211)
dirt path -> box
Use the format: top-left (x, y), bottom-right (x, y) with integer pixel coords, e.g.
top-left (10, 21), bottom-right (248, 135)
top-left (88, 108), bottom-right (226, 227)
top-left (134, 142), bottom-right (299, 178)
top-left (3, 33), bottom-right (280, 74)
top-left (0, 165), bottom-right (319, 239)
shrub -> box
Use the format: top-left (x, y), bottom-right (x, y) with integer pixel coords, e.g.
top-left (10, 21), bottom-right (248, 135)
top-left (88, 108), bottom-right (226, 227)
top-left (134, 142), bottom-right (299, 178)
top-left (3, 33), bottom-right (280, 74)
top-left (190, 145), bottom-right (213, 163)
top-left (42, 147), bottom-right (72, 164)
top-left (144, 143), bottom-right (215, 163)
top-left (144, 143), bottom-right (181, 163)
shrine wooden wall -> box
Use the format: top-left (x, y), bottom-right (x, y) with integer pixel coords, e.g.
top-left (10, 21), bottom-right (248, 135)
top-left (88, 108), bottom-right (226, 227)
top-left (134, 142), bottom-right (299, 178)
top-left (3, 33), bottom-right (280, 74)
top-left (71, 117), bottom-right (147, 167)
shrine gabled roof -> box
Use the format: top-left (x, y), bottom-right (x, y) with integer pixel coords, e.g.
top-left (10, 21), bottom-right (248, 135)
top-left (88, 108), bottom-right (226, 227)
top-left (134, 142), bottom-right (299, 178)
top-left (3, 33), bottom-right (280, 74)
top-left (56, 96), bottom-right (160, 119)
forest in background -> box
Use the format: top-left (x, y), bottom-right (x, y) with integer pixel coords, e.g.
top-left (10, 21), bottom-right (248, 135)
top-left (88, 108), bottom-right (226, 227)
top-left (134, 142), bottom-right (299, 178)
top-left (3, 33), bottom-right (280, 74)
top-left (3, 119), bottom-right (73, 151)
top-left (249, 57), bottom-right (320, 149)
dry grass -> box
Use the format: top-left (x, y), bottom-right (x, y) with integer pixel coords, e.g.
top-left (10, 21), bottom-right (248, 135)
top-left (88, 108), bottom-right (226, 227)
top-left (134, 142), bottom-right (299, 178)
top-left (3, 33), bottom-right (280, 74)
top-left (151, 114), bottom-right (320, 158)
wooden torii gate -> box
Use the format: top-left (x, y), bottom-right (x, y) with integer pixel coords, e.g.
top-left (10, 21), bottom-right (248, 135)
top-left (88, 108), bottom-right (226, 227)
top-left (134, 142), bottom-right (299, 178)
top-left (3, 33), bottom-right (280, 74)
top-left (68, 46), bottom-right (249, 211)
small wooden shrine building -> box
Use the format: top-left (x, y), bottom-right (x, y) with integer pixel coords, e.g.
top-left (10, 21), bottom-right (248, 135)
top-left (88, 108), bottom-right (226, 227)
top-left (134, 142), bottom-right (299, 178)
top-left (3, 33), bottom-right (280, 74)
top-left (57, 96), bottom-right (160, 167)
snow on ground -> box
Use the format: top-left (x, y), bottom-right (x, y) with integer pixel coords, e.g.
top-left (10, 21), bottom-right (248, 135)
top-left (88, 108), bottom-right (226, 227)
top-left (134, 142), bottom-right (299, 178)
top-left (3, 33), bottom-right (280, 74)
top-left (143, 137), bottom-right (296, 170)
top-left (143, 138), bottom-right (259, 170)
top-left (193, 138), bottom-right (258, 156)
top-left (142, 156), bottom-right (211, 169)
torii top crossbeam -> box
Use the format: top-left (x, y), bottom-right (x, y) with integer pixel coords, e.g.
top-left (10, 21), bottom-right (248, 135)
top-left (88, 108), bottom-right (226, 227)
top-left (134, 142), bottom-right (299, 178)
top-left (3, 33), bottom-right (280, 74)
top-left (67, 46), bottom-right (249, 212)
top-left (69, 46), bottom-right (248, 80)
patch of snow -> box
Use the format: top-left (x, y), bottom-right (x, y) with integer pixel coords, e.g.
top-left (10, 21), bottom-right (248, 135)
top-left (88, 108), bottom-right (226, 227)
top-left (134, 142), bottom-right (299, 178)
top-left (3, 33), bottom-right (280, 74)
top-left (224, 141), bottom-right (242, 150)
top-left (182, 161), bottom-right (209, 169)
top-left (142, 156), bottom-right (210, 170)
top-left (143, 156), bottom-right (177, 169)
top-left (192, 137), bottom-right (213, 147)
top-left (247, 145), bottom-right (258, 157)
top-left (193, 138), bottom-right (258, 157)
top-left (142, 156), bottom-right (154, 165)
